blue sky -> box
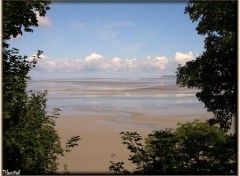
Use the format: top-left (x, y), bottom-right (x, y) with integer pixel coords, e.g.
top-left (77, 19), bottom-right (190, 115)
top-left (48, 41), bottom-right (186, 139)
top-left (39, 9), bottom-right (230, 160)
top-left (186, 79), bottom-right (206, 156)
top-left (9, 3), bottom-right (205, 78)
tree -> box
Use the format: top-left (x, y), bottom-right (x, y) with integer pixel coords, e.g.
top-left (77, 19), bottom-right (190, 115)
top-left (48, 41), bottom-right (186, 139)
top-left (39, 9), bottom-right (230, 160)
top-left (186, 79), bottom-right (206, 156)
top-left (175, 121), bottom-right (236, 174)
top-left (109, 121), bottom-right (236, 174)
top-left (176, 1), bottom-right (237, 131)
top-left (3, 1), bottom-right (80, 174)
top-left (110, 3), bottom-right (237, 174)
top-left (4, 91), bottom-right (81, 174)
top-left (3, 0), bottom-right (51, 125)
top-left (3, 0), bottom-right (51, 48)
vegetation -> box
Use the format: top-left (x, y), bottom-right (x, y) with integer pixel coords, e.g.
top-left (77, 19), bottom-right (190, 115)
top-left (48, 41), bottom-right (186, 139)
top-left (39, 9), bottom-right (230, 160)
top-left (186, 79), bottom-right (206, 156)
top-left (3, 1), bottom-right (80, 174)
top-left (176, 1), bottom-right (237, 131)
top-left (111, 1), bottom-right (237, 174)
top-left (109, 121), bottom-right (237, 174)
top-left (3, 1), bottom-right (236, 174)
top-left (3, 0), bottom-right (51, 47)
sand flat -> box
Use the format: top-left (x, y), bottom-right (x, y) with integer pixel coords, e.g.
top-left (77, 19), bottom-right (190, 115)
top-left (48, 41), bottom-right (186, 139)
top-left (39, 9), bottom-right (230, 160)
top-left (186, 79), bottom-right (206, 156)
top-left (55, 112), bottom-right (212, 173)
top-left (27, 78), bottom-right (213, 173)
top-left (55, 115), bottom-right (138, 173)
top-left (46, 84), bottom-right (198, 96)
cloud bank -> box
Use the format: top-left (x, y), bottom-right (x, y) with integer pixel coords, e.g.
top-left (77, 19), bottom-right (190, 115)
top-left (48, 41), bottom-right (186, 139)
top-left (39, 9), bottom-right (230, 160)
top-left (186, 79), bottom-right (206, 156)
top-left (28, 51), bottom-right (196, 74)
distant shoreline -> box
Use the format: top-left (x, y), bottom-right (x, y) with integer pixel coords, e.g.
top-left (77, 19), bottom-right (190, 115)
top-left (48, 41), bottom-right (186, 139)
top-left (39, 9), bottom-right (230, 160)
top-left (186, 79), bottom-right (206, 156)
top-left (162, 75), bottom-right (176, 77)
top-left (28, 76), bottom-right (176, 82)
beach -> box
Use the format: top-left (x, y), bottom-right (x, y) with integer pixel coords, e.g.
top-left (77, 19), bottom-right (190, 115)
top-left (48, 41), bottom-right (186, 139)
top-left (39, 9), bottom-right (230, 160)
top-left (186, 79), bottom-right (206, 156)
top-left (27, 77), bottom-right (213, 173)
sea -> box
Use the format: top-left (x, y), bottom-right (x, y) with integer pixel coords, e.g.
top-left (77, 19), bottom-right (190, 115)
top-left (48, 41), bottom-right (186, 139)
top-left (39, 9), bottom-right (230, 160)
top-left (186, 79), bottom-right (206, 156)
top-left (26, 75), bottom-right (212, 125)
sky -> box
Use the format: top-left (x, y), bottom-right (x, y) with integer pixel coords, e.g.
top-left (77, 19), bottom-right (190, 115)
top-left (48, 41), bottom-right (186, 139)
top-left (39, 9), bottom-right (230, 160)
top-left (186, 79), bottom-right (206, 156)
top-left (9, 3), bottom-right (205, 78)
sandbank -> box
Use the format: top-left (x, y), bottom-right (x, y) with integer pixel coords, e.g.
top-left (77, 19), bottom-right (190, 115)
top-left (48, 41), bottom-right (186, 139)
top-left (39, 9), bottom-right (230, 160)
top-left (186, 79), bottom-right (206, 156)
top-left (55, 112), bottom-right (212, 174)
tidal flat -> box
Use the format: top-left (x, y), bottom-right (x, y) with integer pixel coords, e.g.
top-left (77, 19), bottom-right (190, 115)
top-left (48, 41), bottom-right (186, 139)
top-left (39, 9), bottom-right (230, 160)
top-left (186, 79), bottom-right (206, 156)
top-left (27, 77), bottom-right (213, 173)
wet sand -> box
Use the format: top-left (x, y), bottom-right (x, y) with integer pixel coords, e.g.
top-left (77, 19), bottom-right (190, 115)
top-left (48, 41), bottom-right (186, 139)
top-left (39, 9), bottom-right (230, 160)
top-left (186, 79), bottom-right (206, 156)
top-left (27, 78), bottom-right (213, 173)
top-left (55, 111), bottom-right (212, 173)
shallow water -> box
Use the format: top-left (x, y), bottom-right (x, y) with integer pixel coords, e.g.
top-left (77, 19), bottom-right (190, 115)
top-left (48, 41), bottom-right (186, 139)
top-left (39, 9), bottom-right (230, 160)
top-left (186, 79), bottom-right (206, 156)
top-left (27, 77), bottom-right (210, 122)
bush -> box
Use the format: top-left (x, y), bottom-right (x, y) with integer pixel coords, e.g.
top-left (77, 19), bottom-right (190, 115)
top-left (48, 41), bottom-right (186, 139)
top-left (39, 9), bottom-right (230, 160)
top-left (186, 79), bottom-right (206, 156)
top-left (110, 121), bottom-right (236, 174)
top-left (3, 91), bottom-right (80, 174)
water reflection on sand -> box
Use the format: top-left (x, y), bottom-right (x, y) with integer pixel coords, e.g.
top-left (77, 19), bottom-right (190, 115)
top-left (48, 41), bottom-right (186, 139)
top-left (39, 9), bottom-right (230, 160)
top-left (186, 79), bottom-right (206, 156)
top-left (27, 77), bottom-right (212, 130)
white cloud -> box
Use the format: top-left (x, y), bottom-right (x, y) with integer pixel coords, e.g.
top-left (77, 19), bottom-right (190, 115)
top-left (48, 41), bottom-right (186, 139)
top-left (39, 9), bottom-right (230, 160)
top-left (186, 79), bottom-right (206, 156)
top-left (32, 53), bottom-right (169, 72)
top-left (174, 51), bottom-right (195, 65)
top-left (111, 57), bottom-right (122, 71)
top-left (152, 57), bottom-right (168, 69)
top-left (27, 53), bottom-right (48, 62)
top-left (85, 53), bottom-right (103, 62)
top-left (36, 12), bottom-right (51, 27)
top-left (31, 51), bottom-right (196, 74)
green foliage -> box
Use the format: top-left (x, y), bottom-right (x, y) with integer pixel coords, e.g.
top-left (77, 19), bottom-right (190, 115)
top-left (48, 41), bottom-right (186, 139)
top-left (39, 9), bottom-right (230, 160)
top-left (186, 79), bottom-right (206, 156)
top-left (3, 48), bottom-right (40, 121)
top-left (176, 1), bottom-right (237, 131)
top-left (65, 136), bottom-right (81, 152)
top-left (144, 130), bottom-right (178, 174)
top-left (4, 92), bottom-right (62, 174)
top-left (3, 1), bottom-right (81, 174)
top-left (111, 3), bottom-right (237, 174)
top-left (3, 0), bottom-right (51, 47)
top-left (175, 122), bottom-right (233, 174)
top-left (110, 121), bottom-right (236, 174)
top-left (3, 0), bottom-right (50, 123)
top-left (4, 91), bottom-right (81, 174)
top-left (109, 161), bottom-right (130, 175)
